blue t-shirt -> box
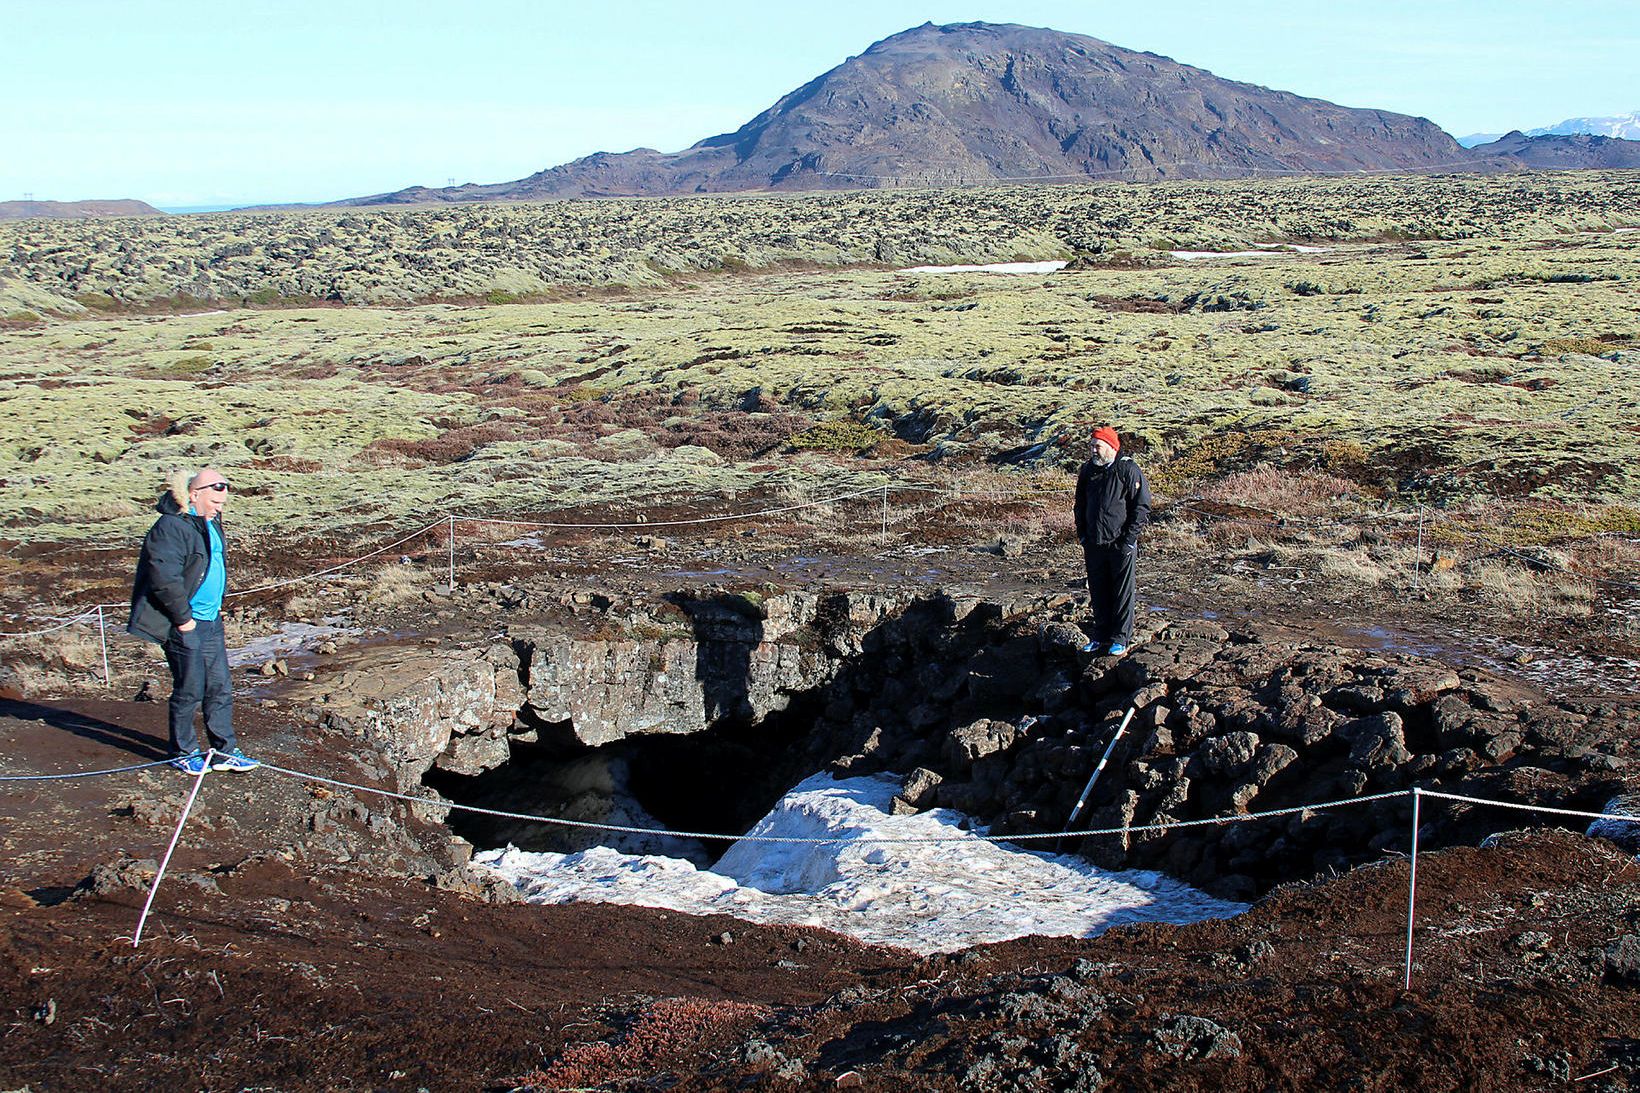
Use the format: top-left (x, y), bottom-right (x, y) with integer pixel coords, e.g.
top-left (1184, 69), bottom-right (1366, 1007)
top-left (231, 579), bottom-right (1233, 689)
top-left (188, 509), bottom-right (226, 621)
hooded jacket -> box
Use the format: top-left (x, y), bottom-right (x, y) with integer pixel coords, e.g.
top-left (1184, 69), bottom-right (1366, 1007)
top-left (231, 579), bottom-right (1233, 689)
top-left (1075, 455), bottom-right (1151, 550)
top-left (127, 485), bottom-right (227, 644)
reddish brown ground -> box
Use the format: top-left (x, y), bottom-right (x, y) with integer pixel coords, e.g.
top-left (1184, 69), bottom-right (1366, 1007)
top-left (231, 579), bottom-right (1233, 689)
top-left (4, 516), bottom-right (1640, 1090)
top-left (4, 681), bottom-right (1639, 1090)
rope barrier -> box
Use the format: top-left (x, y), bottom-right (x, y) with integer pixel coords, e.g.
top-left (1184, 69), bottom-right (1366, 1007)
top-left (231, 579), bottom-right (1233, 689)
top-left (4, 482), bottom-right (1634, 645)
top-left (1417, 790), bottom-right (1640, 826)
top-left (1172, 501), bottom-right (1640, 592)
top-left (449, 485), bottom-right (889, 530)
top-left (227, 517), bottom-right (449, 596)
top-left (6, 745), bottom-right (1638, 966)
top-left (0, 606), bottom-right (110, 639)
top-left (0, 756), bottom-right (182, 781)
top-left (256, 759), bottom-right (1408, 846)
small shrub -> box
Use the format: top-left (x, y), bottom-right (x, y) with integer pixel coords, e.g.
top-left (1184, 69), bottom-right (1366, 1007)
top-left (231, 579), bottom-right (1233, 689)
top-left (357, 421), bottom-right (523, 467)
top-left (156, 355), bottom-right (214, 378)
top-left (789, 420), bottom-right (885, 452)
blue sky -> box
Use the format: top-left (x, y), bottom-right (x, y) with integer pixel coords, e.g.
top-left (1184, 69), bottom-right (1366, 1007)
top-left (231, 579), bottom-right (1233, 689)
top-left (3, 0), bottom-right (1636, 206)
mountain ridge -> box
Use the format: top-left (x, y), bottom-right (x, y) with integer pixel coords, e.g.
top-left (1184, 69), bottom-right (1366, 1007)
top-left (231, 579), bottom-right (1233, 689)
top-left (312, 22), bottom-right (1637, 206)
top-left (0, 198), bottom-right (164, 221)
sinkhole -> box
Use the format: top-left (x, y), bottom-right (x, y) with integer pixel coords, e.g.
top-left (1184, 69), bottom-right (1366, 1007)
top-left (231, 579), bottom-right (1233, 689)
top-left (424, 698), bottom-right (833, 867)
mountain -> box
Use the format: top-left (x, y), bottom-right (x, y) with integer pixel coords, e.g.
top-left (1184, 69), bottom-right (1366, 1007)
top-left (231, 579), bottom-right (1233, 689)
top-left (1461, 111), bottom-right (1640, 148)
top-left (1465, 130), bottom-right (1640, 170)
top-left (0, 198), bottom-right (164, 221)
top-left (332, 21), bottom-right (1477, 205)
top-left (1529, 111), bottom-right (1640, 140)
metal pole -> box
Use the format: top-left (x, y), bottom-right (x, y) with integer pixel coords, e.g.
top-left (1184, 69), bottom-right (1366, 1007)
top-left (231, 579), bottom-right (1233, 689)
top-left (1403, 787), bottom-right (1422, 990)
top-left (447, 515), bottom-right (456, 592)
top-left (96, 605), bottom-right (111, 687)
top-left (1413, 506), bottom-right (1425, 597)
top-left (133, 751), bottom-right (212, 947)
top-left (1066, 706), bottom-right (1137, 831)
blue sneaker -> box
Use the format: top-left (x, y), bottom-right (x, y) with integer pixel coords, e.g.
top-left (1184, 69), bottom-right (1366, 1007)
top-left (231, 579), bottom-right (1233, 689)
top-left (1080, 640), bottom-right (1100, 653)
top-left (171, 753), bottom-right (208, 774)
top-left (1106, 642), bottom-right (1129, 657)
top-left (210, 748), bottom-right (260, 772)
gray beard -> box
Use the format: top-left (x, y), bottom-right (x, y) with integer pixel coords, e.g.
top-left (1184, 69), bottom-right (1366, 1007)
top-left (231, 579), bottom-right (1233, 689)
top-left (1092, 453), bottom-right (1115, 467)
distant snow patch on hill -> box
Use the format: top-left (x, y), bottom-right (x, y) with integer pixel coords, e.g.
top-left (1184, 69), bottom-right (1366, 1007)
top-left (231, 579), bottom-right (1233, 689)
top-left (1530, 111), bottom-right (1640, 140)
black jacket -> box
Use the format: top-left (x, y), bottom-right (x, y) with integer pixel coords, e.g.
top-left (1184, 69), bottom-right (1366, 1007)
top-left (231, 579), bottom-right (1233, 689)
top-left (127, 493), bottom-right (226, 644)
top-left (1075, 456), bottom-right (1151, 550)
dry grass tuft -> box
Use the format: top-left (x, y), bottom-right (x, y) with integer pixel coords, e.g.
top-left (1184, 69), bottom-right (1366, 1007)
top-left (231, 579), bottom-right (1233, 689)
top-left (1196, 464), bottom-right (1364, 517)
top-left (364, 564), bottom-right (429, 607)
top-left (1469, 560), bottom-right (1596, 618)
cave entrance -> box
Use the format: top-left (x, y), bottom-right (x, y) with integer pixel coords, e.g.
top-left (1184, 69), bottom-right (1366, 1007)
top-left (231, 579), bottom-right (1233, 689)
top-left (423, 701), bottom-right (827, 865)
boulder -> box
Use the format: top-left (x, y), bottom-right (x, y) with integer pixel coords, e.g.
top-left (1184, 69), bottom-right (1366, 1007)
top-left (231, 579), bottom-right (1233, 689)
top-left (1248, 743), bottom-right (1299, 787)
top-left (1197, 731), bottom-right (1261, 776)
top-left (900, 767), bottom-right (944, 809)
top-left (946, 719), bottom-right (1019, 767)
top-left (1339, 712), bottom-right (1411, 770)
top-left (1587, 794), bottom-right (1640, 851)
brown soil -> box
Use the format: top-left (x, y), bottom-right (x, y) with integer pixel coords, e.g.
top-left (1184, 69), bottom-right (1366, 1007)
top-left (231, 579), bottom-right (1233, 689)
top-left (4, 521), bottom-right (1640, 1090)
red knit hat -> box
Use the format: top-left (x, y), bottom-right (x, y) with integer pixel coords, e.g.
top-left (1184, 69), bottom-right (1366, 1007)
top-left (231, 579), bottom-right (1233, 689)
top-left (1092, 426), bottom-right (1120, 452)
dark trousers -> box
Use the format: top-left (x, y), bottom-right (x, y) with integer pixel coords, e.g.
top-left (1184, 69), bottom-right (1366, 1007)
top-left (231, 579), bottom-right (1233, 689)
top-left (1083, 541), bottom-right (1138, 647)
top-left (163, 617), bottom-right (237, 756)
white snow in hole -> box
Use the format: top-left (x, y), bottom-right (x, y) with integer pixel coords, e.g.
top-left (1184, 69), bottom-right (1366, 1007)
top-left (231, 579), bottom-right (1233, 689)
top-left (898, 260), bottom-right (1069, 274)
top-left (474, 772), bottom-right (1246, 954)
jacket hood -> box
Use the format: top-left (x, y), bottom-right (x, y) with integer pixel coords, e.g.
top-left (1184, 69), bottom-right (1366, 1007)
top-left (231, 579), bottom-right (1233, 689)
top-left (155, 489), bottom-right (205, 517)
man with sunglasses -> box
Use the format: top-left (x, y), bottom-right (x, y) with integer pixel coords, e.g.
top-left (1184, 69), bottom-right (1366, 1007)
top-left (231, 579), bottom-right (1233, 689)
top-left (128, 467), bottom-right (258, 774)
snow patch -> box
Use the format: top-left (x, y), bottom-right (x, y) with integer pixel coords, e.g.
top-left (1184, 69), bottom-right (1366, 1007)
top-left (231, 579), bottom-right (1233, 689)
top-left (898, 260), bottom-right (1069, 274)
top-left (475, 772), bottom-right (1245, 954)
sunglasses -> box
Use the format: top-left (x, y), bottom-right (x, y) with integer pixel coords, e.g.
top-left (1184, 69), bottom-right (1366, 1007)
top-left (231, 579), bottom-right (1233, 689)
top-left (194, 482), bottom-right (230, 493)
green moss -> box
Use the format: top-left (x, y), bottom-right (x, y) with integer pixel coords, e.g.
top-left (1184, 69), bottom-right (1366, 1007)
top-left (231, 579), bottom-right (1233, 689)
top-left (789, 420), bottom-right (886, 452)
top-left (1, 182), bottom-right (1637, 549)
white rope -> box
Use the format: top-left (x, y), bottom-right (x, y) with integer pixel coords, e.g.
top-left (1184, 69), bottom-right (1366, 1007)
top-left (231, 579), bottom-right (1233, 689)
top-left (1417, 789), bottom-right (1640, 826)
top-left (0, 606), bottom-right (108, 639)
top-left (449, 485), bottom-right (888, 530)
top-left (1, 518), bottom-right (444, 637)
top-left (227, 518), bottom-right (448, 596)
top-left (258, 760), bottom-right (1406, 845)
top-left (1172, 501), bottom-right (1640, 591)
top-left (0, 755), bottom-right (182, 781)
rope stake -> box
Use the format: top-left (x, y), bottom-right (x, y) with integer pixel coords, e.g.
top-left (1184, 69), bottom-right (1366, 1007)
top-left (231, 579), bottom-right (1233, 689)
top-left (1065, 706), bottom-right (1136, 834)
top-left (1403, 786), bottom-right (1422, 989)
top-left (132, 751), bottom-right (213, 947)
top-left (1413, 506), bottom-right (1426, 597)
top-left (96, 605), bottom-right (111, 687)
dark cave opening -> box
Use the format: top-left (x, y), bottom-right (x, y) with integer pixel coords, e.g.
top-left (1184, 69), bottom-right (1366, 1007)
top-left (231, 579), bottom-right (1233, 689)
top-left (423, 698), bottom-right (831, 863)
